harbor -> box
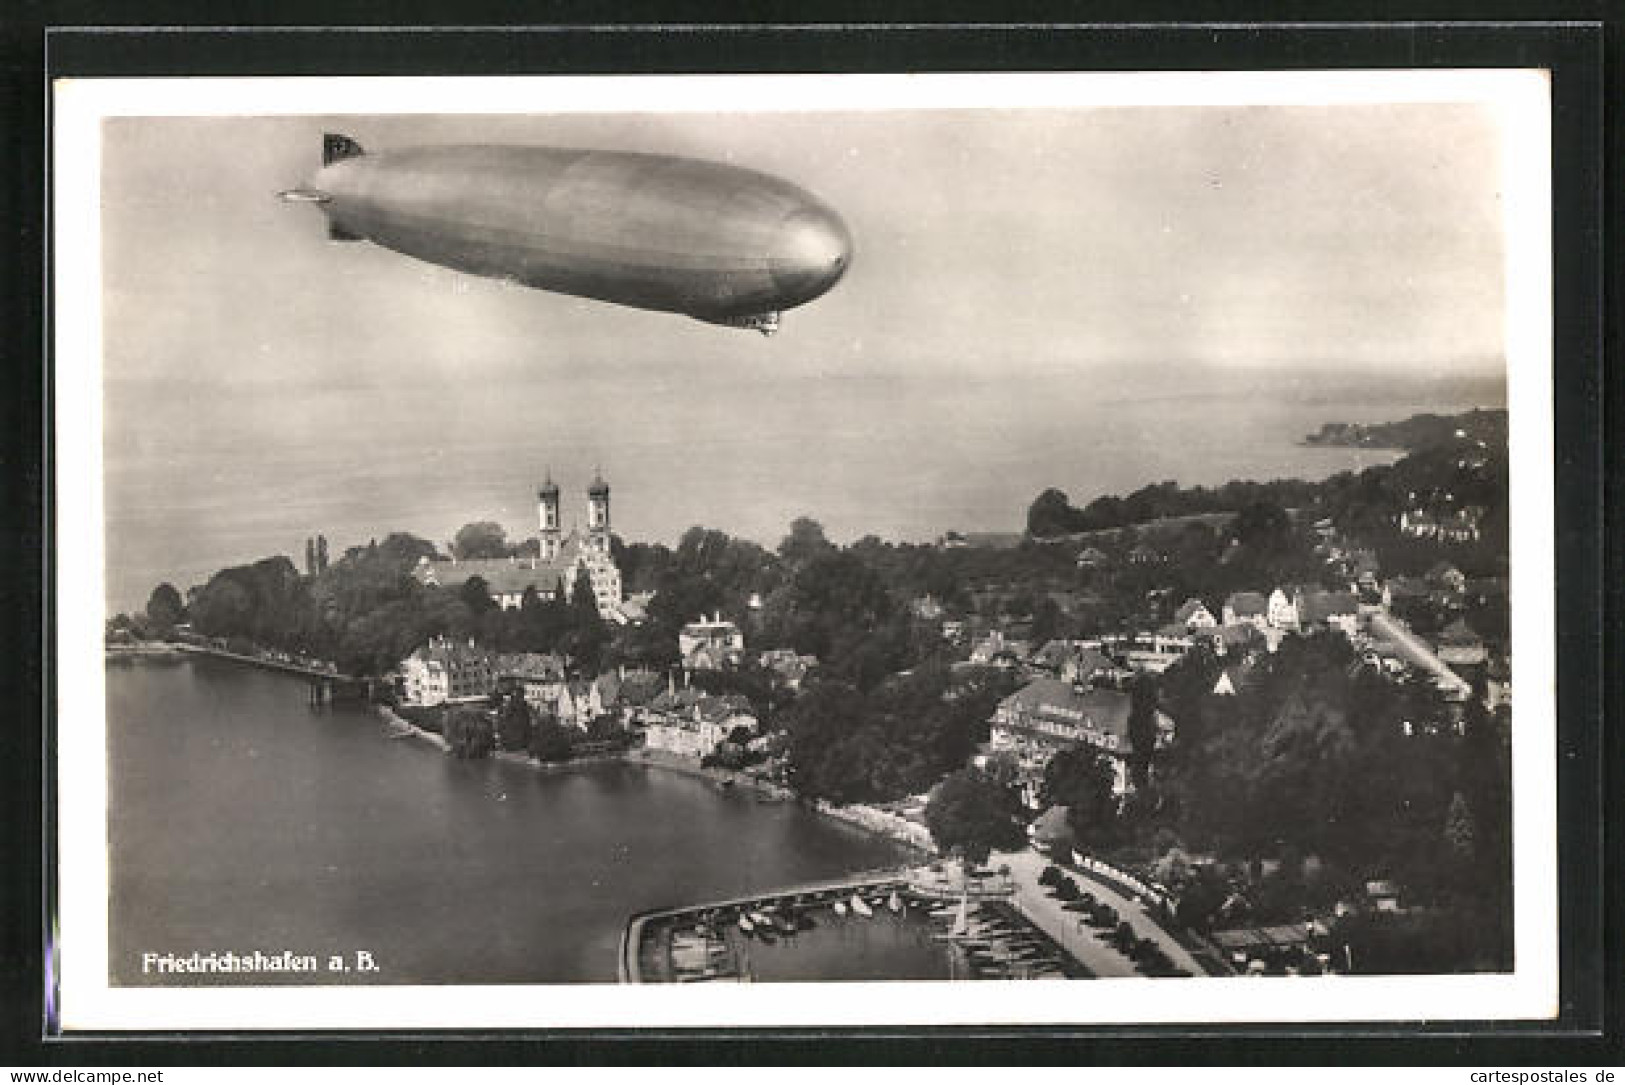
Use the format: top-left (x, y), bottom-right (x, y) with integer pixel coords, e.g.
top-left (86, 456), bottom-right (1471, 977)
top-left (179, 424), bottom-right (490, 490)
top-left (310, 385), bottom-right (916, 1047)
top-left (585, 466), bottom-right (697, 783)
top-left (622, 865), bottom-right (1090, 984)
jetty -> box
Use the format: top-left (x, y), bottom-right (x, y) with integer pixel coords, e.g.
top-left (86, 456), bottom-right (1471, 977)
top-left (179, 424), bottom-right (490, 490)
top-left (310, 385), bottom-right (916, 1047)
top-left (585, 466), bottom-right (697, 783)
top-left (172, 641), bottom-right (381, 704)
top-left (620, 868), bottom-right (914, 983)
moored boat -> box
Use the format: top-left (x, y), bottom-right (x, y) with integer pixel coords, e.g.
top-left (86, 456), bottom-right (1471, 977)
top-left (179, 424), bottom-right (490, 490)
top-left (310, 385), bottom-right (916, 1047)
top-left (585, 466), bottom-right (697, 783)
top-left (833, 900), bottom-right (848, 916)
top-left (851, 894), bottom-right (873, 917)
top-left (888, 891), bottom-right (902, 913)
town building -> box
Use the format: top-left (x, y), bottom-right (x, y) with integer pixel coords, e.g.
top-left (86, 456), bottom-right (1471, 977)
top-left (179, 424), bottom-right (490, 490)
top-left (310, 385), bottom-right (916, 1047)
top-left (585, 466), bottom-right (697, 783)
top-left (1098, 631), bottom-right (1193, 674)
top-left (1383, 575), bottom-right (1431, 614)
top-left (553, 677), bottom-right (610, 730)
top-left (411, 474), bottom-right (624, 620)
top-left (1400, 507), bottom-right (1483, 543)
top-left (1295, 589), bottom-right (1361, 637)
top-left (909, 595), bottom-right (945, 620)
top-left (758, 648), bottom-right (817, 691)
top-left (1202, 622), bottom-right (1263, 659)
top-left (1173, 598), bottom-right (1218, 631)
top-left (988, 678), bottom-right (1173, 798)
top-left (968, 629), bottom-right (1032, 667)
top-left (1266, 588), bottom-right (1300, 631)
top-left (1435, 618), bottom-right (1487, 668)
top-left (1127, 543), bottom-right (1163, 565)
top-left (1211, 660), bottom-right (1257, 697)
top-left (1028, 639), bottom-right (1124, 687)
top-left (614, 670), bottom-right (668, 722)
top-left (640, 687), bottom-right (757, 759)
top-left (1075, 546), bottom-right (1110, 570)
top-left (679, 614), bottom-right (746, 671)
top-left (1222, 591), bottom-right (1270, 630)
top-left (398, 636), bottom-right (493, 706)
top-left (1425, 561), bottom-right (1467, 596)
top-left (492, 652), bottom-right (567, 711)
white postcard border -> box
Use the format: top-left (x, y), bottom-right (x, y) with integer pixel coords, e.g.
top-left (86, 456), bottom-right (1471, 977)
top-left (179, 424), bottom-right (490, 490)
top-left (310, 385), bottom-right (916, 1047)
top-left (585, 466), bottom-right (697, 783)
top-left (54, 69), bottom-right (1557, 1031)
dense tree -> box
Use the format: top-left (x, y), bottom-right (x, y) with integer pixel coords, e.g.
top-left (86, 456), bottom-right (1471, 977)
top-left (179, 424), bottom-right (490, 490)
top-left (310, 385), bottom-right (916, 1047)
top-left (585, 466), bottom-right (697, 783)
top-left (1126, 674), bottom-right (1161, 789)
top-left (763, 551), bottom-right (905, 689)
top-left (924, 766), bottom-right (1027, 868)
top-left (1040, 745), bottom-right (1119, 849)
top-left (144, 582), bottom-right (185, 633)
top-left (1228, 500), bottom-right (1293, 555)
top-left (1443, 790), bottom-right (1475, 866)
top-left (528, 715), bottom-right (576, 763)
top-left (1173, 864), bottom-right (1230, 932)
top-left (453, 521), bottom-right (509, 560)
top-left (444, 706), bottom-right (494, 759)
top-left (563, 565), bottom-right (609, 670)
top-left (376, 532), bottom-right (439, 565)
top-left (585, 714), bottom-right (624, 744)
top-left (1027, 488), bottom-right (1080, 537)
top-left (459, 575), bottom-right (498, 616)
top-left (778, 516), bottom-right (837, 567)
top-left (495, 689), bottom-right (533, 751)
top-left (779, 680), bottom-right (871, 802)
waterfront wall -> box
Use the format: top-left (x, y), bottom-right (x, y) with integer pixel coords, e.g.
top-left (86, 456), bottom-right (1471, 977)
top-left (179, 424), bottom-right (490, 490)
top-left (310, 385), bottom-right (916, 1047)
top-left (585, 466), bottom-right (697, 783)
top-left (374, 705), bottom-right (450, 752)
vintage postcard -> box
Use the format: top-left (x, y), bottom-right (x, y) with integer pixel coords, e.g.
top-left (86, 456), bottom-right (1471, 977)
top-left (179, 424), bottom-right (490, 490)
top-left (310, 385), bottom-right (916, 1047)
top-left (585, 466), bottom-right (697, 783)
top-left (54, 70), bottom-right (1556, 1030)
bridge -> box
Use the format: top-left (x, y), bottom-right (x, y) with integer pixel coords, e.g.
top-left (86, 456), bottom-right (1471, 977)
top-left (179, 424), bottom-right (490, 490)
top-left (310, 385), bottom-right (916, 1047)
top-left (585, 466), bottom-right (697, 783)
top-left (173, 642), bottom-right (382, 703)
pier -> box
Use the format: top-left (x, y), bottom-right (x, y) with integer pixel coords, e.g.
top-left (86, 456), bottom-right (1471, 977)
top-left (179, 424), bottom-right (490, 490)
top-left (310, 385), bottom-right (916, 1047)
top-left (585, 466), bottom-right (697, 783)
top-left (172, 642), bottom-right (380, 703)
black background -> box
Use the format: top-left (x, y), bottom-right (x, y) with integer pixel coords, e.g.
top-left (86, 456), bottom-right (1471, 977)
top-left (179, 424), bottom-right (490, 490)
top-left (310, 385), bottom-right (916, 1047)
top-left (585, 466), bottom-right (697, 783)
top-left (1, 4), bottom-right (1616, 1067)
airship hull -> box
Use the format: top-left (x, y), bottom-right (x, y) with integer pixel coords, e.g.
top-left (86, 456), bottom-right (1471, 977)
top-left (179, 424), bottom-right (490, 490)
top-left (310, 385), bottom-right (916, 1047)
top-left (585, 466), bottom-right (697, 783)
top-left (295, 140), bottom-right (851, 329)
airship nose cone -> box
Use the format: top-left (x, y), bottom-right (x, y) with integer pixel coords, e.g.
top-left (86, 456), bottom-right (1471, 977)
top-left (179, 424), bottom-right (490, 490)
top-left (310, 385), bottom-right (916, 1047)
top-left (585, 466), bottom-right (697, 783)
top-left (769, 203), bottom-right (852, 305)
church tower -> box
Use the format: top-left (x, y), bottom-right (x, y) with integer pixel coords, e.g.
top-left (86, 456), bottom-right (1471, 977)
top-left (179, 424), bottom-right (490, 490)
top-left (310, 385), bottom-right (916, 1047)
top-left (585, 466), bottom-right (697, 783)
top-left (538, 472), bottom-right (562, 561)
top-left (586, 470), bottom-right (611, 555)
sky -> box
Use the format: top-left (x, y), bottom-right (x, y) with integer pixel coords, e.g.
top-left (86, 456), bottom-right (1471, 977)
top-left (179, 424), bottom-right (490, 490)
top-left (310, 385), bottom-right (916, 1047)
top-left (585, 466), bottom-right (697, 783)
top-left (101, 102), bottom-right (1509, 392)
top-left (92, 93), bottom-right (1516, 604)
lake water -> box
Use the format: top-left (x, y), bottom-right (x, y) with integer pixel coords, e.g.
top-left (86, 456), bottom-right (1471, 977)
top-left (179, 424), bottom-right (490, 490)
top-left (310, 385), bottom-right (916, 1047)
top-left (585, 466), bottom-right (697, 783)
top-left (101, 370), bottom-right (1492, 613)
top-left (106, 657), bottom-right (915, 985)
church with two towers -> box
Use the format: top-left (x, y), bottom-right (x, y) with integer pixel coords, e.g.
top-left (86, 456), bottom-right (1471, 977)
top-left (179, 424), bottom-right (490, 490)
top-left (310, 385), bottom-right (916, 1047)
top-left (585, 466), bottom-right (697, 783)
top-left (412, 472), bottom-right (625, 621)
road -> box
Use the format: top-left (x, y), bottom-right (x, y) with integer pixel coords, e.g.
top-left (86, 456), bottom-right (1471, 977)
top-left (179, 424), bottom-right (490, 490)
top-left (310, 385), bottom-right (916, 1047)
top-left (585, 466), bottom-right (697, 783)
top-left (997, 848), bottom-right (1209, 979)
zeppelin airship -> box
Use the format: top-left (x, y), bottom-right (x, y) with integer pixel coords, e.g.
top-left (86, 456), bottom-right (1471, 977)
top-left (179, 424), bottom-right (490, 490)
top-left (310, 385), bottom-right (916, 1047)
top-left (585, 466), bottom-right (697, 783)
top-left (279, 133), bottom-right (852, 335)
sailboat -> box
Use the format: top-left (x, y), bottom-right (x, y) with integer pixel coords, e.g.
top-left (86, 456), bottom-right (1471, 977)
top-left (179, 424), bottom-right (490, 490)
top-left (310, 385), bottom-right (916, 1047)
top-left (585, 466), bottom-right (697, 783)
top-left (887, 890), bottom-right (903, 914)
top-left (851, 893), bottom-right (874, 918)
top-left (833, 899), bottom-right (848, 917)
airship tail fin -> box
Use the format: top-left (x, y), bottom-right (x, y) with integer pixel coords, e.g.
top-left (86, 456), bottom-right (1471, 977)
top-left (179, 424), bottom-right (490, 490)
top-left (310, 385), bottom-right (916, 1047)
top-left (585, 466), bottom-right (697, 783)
top-left (323, 132), bottom-right (365, 166)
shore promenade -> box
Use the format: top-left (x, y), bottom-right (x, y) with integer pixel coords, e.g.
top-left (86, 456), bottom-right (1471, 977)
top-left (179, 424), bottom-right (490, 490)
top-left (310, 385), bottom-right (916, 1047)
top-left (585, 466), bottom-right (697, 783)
top-left (999, 848), bottom-right (1210, 978)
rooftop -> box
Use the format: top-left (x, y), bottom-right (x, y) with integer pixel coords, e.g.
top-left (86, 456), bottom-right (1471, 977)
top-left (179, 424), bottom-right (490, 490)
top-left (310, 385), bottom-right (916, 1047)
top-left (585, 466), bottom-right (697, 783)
top-left (997, 678), bottom-right (1134, 740)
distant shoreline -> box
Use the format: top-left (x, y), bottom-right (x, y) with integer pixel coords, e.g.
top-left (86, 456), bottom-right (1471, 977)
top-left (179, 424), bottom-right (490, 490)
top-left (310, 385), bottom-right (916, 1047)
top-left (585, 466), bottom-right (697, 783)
top-left (1300, 406), bottom-right (1507, 451)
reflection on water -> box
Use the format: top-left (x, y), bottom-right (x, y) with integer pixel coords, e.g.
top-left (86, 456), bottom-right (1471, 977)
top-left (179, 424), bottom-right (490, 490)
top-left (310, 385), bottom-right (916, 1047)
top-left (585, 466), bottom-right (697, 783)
top-left (106, 658), bottom-right (914, 985)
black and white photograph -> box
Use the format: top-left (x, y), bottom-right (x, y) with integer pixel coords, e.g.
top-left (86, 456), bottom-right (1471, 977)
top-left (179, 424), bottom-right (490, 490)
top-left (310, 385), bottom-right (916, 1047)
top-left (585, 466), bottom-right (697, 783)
top-left (53, 70), bottom-right (1558, 1030)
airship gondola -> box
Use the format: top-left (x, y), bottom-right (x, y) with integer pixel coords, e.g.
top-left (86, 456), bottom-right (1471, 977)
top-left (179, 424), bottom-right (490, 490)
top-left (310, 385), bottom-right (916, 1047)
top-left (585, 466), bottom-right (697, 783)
top-left (279, 133), bottom-right (851, 335)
